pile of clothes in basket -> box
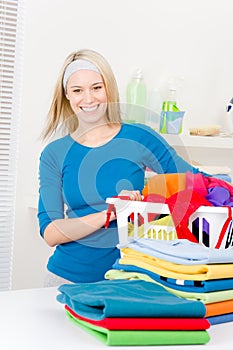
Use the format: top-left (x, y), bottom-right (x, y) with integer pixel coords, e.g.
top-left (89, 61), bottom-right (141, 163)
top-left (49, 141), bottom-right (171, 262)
top-left (140, 172), bottom-right (233, 246)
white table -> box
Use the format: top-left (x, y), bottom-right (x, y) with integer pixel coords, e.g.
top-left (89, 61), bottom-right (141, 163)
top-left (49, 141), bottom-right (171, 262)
top-left (0, 286), bottom-right (232, 350)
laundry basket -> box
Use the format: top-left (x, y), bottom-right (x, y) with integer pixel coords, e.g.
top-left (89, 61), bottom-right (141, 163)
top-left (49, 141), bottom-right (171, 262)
top-left (106, 197), bottom-right (233, 250)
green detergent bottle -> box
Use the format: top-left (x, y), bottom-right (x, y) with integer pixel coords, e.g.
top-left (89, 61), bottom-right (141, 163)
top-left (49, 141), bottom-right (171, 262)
top-left (126, 69), bottom-right (147, 123)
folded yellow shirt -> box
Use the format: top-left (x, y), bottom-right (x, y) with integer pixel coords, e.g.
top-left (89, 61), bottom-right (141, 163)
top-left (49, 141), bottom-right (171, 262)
top-left (120, 248), bottom-right (233, 281)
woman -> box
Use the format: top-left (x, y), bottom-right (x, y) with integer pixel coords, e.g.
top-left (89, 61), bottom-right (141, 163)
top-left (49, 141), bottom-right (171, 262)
top-left (38, 48), bottom-right (202, 286)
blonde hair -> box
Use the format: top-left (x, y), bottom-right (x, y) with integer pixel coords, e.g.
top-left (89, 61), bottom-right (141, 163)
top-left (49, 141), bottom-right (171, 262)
top-left (42, 49), bottom-right (121, 139)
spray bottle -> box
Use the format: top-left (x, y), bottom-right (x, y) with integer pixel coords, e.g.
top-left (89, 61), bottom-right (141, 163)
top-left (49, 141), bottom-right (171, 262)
top-left (160, 77), bottom-right (184, 133)
top-left (162, 79), bottom-right (180, 112)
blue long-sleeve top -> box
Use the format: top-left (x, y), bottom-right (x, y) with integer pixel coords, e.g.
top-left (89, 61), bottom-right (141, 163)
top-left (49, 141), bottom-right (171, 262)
top-left (38, 123), bottom-right (201, 283)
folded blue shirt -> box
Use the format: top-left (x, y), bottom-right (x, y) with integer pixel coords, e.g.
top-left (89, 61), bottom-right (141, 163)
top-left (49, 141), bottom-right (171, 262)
top-left (207, 312), bottom-right (233, 325)
top-left (57, 280), bottom-right (206, 320)
top-left (118, 238), bottom-right (233, 265)
top-left (113, 260), bottom-right (233, 293)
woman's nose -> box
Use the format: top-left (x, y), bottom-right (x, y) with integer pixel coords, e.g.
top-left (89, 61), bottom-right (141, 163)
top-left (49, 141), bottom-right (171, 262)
top-left (83, 89), bottom-right (94, 103)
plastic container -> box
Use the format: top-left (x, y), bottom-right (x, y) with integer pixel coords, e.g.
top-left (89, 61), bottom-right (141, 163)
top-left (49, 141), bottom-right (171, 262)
top-left (159, 111), bottom-right (185, 134)
top-left (106, 197), bottom-right (233, 249)
top-left (126, 69), bottom-right (147, 123)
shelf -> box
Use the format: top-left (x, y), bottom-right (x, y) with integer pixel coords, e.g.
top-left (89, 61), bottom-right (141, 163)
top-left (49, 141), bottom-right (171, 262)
top-left (161, 133), bottom-right (233, 149)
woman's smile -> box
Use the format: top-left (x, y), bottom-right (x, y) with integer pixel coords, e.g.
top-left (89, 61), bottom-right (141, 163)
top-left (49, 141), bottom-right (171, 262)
top-left (80, 105), bottom-right (99, 113)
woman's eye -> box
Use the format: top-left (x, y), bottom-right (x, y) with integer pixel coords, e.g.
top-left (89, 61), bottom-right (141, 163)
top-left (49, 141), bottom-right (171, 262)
top-left (93, 85), bottom-right (102, 91)
top-left (72, 88), bottom-right (82, 93)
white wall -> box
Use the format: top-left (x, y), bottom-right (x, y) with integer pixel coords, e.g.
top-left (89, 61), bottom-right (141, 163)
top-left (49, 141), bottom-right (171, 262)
top-left (12, 0), bottom-right (233, 289)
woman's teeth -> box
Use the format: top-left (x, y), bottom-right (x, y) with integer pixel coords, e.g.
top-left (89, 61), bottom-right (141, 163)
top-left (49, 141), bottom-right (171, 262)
top-left (81, 106), bottom-right (98, 112)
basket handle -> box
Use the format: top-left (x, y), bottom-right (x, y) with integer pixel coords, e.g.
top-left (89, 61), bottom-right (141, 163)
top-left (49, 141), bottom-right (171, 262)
top-left (215, 206), bottom-right (232, 249)
top-left (104, 196), bottom-right (131, 229)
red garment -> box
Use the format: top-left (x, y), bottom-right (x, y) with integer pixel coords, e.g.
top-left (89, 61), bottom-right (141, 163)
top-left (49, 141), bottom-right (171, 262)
top-left (186, 172), bottom-right (208, 197)
top-left (65, 305), bottom-right (210, 331)
top-left (144, 190), bottom-right (213, 243)
top-left (165, 190), bottom-right (213, 242)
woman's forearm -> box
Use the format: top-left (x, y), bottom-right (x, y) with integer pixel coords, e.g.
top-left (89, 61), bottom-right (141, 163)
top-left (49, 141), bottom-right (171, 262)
top-left (43, 211), bottom-right (111, 247)
top-left (43, 190), bottom-right (141, 247)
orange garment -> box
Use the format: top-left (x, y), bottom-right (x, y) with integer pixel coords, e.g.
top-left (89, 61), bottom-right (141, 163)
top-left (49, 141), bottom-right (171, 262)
top-left (142, 173), bottom-right (186, 198)
top-left (205, 299), bottom-right (233, 317)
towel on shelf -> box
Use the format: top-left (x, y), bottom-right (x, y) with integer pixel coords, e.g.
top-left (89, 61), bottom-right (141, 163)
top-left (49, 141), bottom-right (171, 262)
top-left (189, 125), bottom-right (221, 136)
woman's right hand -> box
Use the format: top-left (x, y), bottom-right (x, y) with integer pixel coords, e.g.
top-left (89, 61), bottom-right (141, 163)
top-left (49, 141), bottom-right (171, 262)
top-left (118, 189), bottom-right (143, 201)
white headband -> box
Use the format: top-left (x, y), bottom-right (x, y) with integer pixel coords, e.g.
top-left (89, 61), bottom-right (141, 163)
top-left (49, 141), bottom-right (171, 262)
top-left (63, 59), bottom-right (101, 90)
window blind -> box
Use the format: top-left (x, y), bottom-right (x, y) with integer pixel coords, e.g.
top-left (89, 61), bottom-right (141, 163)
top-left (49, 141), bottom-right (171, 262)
top-left (0, 0), bottom-right (24, 290)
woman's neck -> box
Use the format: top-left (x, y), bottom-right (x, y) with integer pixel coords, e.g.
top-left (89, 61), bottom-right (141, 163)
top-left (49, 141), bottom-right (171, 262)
top-left (71, 122), bottom-right (121, 147)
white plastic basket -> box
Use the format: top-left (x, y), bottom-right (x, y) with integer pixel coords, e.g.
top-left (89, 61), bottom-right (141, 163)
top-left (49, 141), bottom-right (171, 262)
top-left (106, 197), bottom-right (233, 249)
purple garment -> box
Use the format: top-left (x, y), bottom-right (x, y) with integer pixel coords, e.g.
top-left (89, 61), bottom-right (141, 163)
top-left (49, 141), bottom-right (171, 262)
top-left (193, 186), bottom-right (233, 238)
top-left (206, 186), bottom-right (233, 207)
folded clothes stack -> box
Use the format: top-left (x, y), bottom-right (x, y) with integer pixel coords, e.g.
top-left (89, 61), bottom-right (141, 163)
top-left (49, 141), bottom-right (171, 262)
top-left (106, 238), bottom-right (233, 326)
top-left (57, 279), bottom-right (210, 346)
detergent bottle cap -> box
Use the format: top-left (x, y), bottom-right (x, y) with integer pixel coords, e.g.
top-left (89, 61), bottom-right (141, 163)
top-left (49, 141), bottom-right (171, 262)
top-left (131, 68), bottom-right (143, 80)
